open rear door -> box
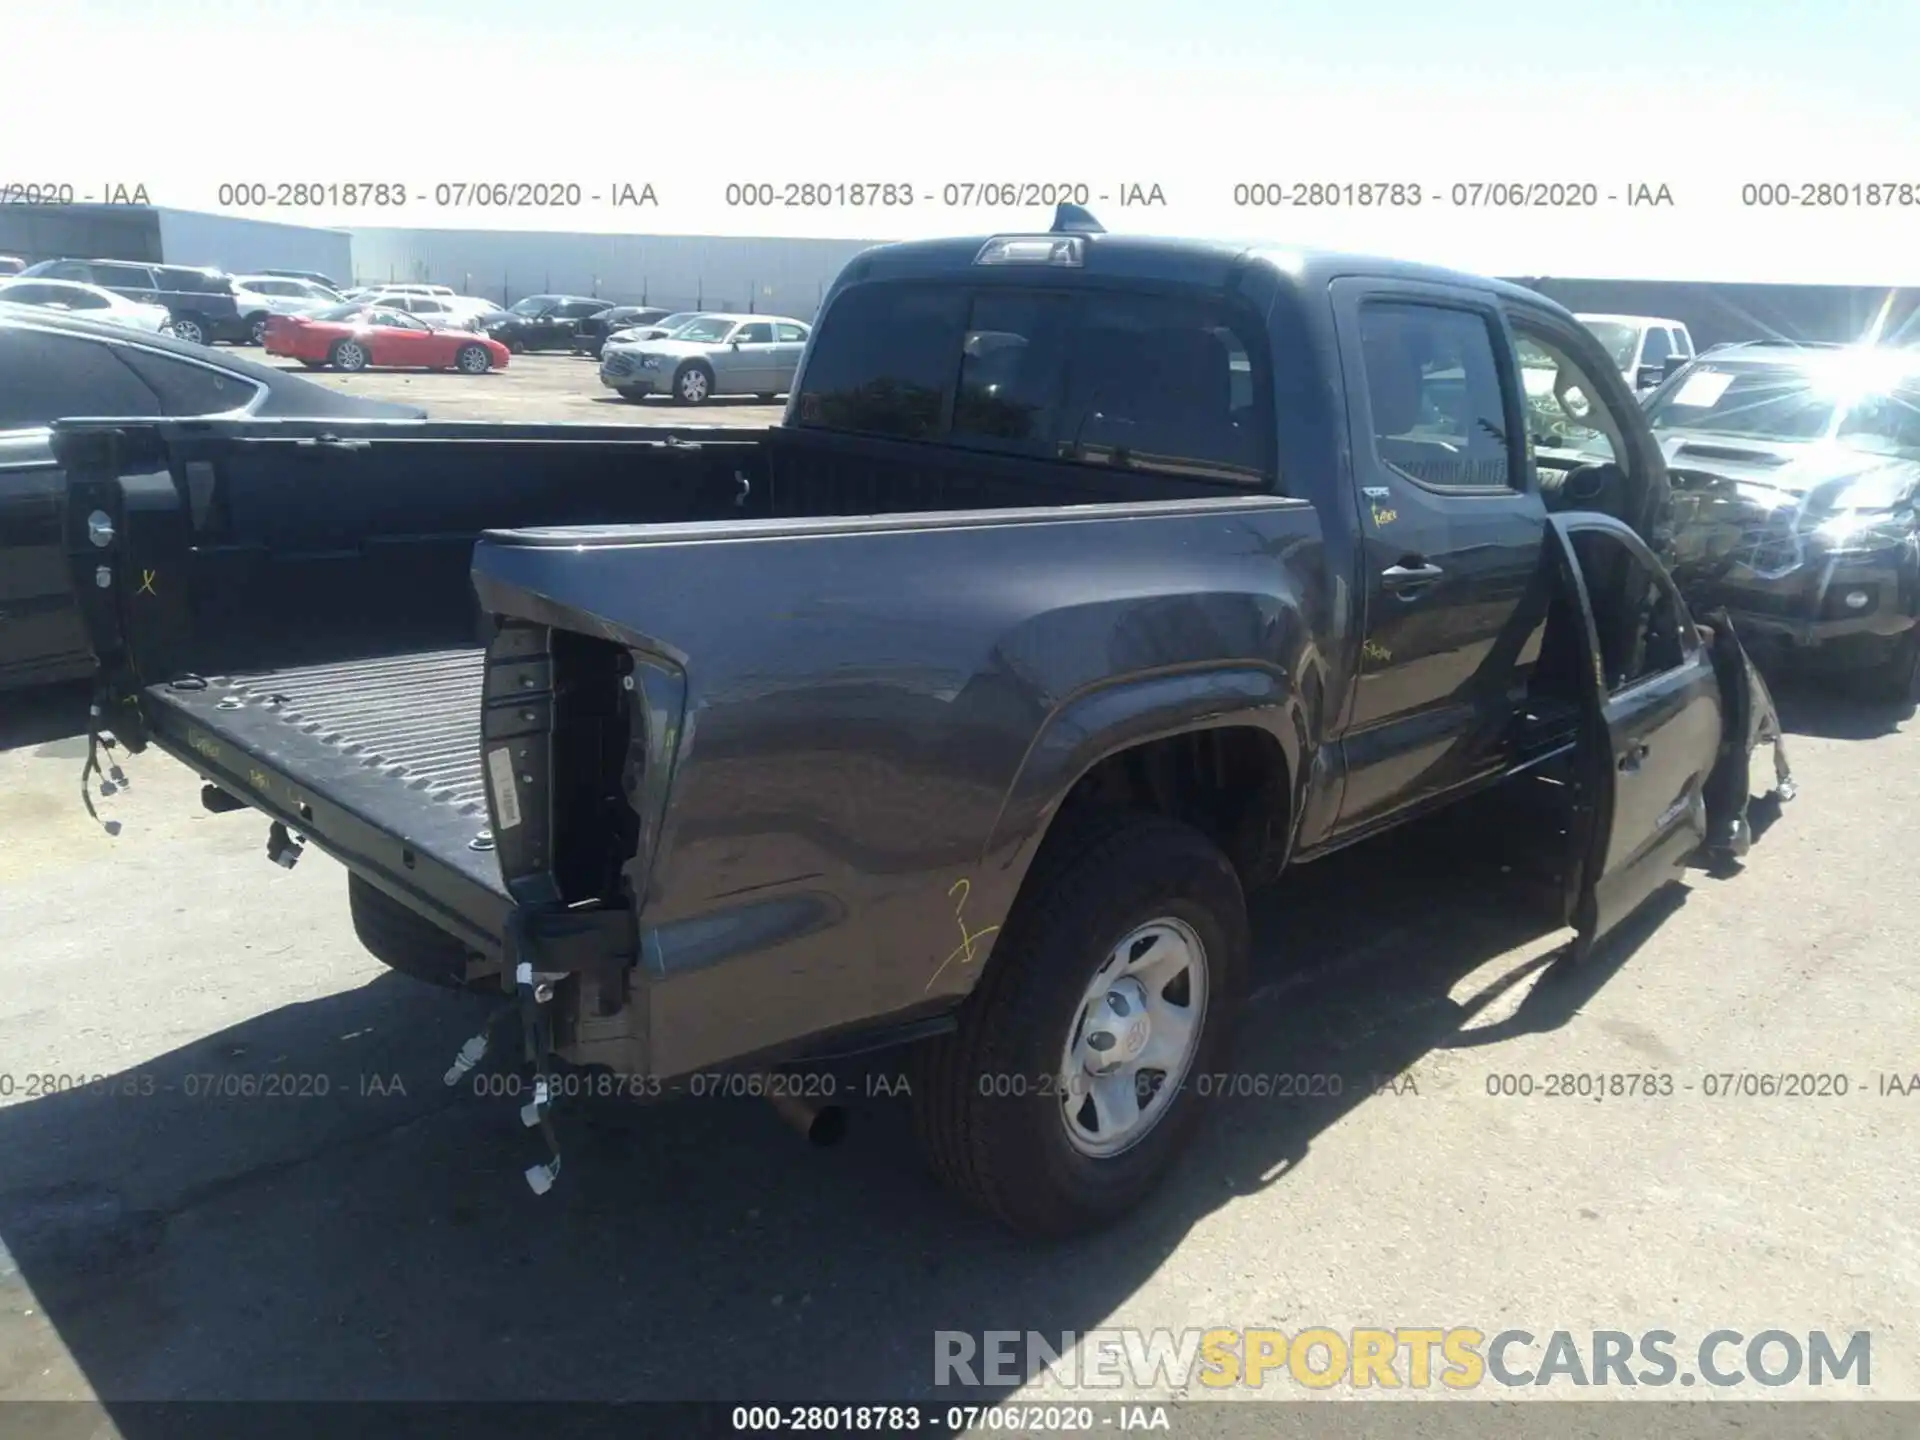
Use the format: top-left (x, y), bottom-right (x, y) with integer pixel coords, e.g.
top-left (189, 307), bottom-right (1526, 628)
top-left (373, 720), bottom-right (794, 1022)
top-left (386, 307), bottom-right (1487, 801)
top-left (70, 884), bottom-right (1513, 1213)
top-left (1549, 514), bottom-right (1726, 961)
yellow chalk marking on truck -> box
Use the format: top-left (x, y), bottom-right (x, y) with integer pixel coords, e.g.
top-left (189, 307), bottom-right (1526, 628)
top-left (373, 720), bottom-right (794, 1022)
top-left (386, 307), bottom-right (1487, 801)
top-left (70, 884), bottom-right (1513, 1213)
top-left (248, 768), bottom-right (271, 792)
top-left (1363, 640), bottom-right (1392, 664)
top-left (923, 877), bottom-right (1002, 992)
top-left (187, 731), bottom-right (222, 762)
top-left (138, 569), bottom-right (157, 596)
top-left (1371, 505), bottom-right (1398, 527)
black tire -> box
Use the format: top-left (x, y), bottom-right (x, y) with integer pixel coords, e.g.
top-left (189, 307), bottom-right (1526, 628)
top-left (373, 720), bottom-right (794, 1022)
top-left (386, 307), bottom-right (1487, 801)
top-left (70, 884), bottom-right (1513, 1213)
top-left (616, 386), bottom-right (649, 402)
top-left (169, 313), bottom-right (209, 346)
top-left (247, 313), bottom-right (269, 346)
top-left (504, 336), bottom-right (524, 354)
top-left (347, 874), bottom-right (474, 989)
top-left (672, 361), bottom-right (714, 405)
top-left (454, 342), bottom-right (492, 375)
top-left (329, 337), bottom-right (370, 372)
top-left (911, 811), bottom-right (1248, 1239)
top-left (1856, 627), bottom-right (1920, 704)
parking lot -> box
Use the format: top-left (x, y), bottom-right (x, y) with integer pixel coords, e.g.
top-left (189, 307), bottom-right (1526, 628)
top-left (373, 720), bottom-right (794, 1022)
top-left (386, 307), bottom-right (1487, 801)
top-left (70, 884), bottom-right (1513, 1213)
top-left (2, 666), bottom-right (1916, 1410)
top-left (261, 348), bottom-right (790, 427)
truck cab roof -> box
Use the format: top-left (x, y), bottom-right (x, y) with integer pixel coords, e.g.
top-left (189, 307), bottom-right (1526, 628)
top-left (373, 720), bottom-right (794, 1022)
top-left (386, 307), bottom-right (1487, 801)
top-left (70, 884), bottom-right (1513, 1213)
top-left (835, 228), bottom-right (1563, 316)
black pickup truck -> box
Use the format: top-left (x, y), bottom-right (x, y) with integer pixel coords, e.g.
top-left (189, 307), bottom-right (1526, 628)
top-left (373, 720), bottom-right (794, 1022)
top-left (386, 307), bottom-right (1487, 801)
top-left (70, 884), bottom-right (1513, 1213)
top-left (58, 209), bottom-right (1793, 1238)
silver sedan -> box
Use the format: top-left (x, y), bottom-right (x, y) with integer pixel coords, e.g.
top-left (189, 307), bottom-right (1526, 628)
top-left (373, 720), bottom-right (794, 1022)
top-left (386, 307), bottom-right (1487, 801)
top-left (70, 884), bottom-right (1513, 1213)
top-left (599, 312), bottom-right (811, 404)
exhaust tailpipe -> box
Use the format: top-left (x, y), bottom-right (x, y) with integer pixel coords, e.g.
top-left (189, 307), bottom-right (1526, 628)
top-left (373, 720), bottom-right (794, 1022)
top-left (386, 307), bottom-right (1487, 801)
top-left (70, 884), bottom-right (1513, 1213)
top-left (766, 1086), bottom-right (847, 1147)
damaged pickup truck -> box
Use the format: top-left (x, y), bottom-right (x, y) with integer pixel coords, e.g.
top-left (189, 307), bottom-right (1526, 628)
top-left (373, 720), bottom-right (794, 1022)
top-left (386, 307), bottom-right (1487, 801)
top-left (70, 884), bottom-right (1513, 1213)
top-left (59, 208), bottom-right (1794, 1238)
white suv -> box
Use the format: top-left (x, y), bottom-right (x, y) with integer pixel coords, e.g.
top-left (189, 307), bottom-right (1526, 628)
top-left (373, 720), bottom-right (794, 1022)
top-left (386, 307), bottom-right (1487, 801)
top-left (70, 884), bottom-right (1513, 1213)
top-left (1577, 314), bottom-right (1696, 393)
top-left (232, 276), bottom-right (342, 344)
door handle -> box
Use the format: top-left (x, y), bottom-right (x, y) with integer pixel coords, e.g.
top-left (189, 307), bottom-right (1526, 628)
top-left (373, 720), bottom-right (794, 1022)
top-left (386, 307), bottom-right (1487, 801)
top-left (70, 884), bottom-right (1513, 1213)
top-left (1381, 560), bottom-right (1444, 593)
top-left (1617, 741), bottom-right (1650, 772)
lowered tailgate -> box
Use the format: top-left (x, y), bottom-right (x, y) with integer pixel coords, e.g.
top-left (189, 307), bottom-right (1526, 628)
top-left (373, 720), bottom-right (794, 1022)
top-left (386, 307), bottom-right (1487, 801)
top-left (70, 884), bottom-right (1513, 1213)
top-left (138, 647), bottom-right (512, 953)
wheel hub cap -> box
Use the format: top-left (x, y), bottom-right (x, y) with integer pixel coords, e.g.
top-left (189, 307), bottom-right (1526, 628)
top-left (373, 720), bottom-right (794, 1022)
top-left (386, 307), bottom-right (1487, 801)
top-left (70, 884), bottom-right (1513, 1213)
top-left (1058, 917), bottom-right (1208, 1159)
top-left (1082, 977), bottom-right (1152, 1073)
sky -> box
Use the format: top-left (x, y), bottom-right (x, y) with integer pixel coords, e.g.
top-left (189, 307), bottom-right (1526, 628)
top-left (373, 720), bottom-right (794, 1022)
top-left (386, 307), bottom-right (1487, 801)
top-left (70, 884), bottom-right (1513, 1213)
top-left (5, 0), bottom-right (1919, 282)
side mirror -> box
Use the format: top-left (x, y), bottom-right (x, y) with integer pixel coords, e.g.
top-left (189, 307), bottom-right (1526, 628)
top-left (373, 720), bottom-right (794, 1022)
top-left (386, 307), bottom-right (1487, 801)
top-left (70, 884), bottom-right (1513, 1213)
top-left (1635, 363), bottom-right (1665, 390)
top-left (1663, 353), bottom-right (1690, 380)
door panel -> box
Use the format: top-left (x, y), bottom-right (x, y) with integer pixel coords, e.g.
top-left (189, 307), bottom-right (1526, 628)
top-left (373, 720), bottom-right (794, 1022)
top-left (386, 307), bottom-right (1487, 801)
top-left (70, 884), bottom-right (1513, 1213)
top-left (724, 324), bottom-right (778, 391)
top-left (1330, 279), bottom-right (1549, 830)
top-left (0, 451), bottom-right (89, 676)
top-left (1550, 515), bottom-right (1723, 956)
top-left (389, 321), bottom-right (437, 366)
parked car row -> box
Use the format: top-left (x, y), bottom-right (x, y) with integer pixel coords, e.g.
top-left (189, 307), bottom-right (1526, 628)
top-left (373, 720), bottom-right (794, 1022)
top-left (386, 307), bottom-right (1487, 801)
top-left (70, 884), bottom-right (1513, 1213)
top-left (9, 257), bottom-right (253, 344)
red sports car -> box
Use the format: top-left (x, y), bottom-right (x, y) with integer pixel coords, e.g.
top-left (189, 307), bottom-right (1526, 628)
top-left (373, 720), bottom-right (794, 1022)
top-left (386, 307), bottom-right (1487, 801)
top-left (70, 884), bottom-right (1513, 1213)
top-left (263, 303), bottom-right (510, 374)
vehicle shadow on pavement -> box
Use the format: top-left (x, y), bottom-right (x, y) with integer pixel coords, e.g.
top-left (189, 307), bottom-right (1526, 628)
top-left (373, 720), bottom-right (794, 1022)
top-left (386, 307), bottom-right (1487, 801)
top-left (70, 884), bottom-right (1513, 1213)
top-left (0, 794), bottom-right (1674, 1416)
top-left (1769, 678), bottom-right (1913, 741)
top-left (0, 680), bottom-right (92, 751)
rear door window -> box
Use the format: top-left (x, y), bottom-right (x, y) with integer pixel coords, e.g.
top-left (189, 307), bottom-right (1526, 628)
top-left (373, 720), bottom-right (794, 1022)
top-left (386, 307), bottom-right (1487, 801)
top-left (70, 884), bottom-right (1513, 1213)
top-left (0, 328), bottom-right (162, 430)
top-left (1569, 528), bottom-right (1694, 691)
top-left (92, 263), bottom-right (154, 291)
top-left (118, 348), bottom-right (261, 415)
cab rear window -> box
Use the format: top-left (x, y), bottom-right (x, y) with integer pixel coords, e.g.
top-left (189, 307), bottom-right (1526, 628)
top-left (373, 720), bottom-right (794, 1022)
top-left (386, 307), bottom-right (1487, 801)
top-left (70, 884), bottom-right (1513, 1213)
top-left (795, 281), bottom-right (1273, 484)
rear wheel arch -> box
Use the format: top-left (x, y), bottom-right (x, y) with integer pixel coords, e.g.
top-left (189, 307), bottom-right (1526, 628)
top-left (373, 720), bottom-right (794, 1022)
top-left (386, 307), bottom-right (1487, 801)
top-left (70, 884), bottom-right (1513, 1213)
top-left (990, 673), bottom-right (1305, 898)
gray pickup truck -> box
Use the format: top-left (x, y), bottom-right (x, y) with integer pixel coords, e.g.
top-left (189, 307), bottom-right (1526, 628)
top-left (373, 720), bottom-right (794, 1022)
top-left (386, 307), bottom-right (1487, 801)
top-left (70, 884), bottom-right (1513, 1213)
top-left (60, 208), bottom-right (1792, 1238)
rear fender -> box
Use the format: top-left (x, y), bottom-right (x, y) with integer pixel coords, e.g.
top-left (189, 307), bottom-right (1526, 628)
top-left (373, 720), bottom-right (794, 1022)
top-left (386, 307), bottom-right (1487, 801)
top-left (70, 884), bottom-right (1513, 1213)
top-left (986, 665), bottom-right (1308, 888)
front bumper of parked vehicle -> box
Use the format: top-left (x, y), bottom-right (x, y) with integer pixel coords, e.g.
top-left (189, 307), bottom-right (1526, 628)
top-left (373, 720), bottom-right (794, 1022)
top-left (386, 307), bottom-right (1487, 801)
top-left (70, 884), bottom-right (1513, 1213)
top-left (599, 349), bottom-right (664, 392)
top-left (1686, 541), bottom-right (1920, 668)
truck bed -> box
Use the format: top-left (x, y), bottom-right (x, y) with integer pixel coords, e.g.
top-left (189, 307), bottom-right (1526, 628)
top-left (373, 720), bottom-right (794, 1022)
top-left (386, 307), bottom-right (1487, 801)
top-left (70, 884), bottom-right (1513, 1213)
top-left (145, 648), bottom-right (512, 951)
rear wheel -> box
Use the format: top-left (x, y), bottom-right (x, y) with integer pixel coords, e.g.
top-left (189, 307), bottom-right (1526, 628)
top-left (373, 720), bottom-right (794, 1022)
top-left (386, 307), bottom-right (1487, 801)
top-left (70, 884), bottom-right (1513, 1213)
top-left (673, 361), bottom-right (713, 405)
top-left (1856, 627), bottom-right (1920, 704)
top-left (347, 874), bottom-right (476, 990)
top-left (330, 338), bottom-right (369, 372)
top-left (169, 313), bottom-right (208, 346)
top-left (247, 313), bottom-right (269, 346)
top-left (911, 812), bottom-right (1247, 1239)
top-left (455, 342), bottom-right (492, 374)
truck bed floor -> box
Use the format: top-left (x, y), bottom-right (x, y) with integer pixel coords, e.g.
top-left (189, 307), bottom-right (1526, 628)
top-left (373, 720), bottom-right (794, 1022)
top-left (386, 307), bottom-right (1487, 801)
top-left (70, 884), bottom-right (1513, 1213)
top-left (140, 648), bottom-right (511, 937)
top-left (166, 649), bottom-right (492, 813)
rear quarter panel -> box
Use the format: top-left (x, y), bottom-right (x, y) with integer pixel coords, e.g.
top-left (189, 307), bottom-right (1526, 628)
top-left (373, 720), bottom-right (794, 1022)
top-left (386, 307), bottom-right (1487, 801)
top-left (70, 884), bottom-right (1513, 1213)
top-left (473, 496), bottom-right (1329, 1074)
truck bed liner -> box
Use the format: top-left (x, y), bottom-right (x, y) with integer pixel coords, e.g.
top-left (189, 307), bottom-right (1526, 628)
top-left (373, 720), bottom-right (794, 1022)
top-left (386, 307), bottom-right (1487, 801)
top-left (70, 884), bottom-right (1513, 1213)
top-left (141, 647), bottom-right (513, 951)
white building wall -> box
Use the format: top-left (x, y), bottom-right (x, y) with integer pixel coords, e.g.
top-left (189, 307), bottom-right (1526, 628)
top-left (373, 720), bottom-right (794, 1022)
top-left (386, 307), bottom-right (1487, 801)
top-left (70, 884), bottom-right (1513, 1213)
top-left (345, 229), bottom-right (883, 320)
top-left (155, 209), bottom-right (353, 281)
